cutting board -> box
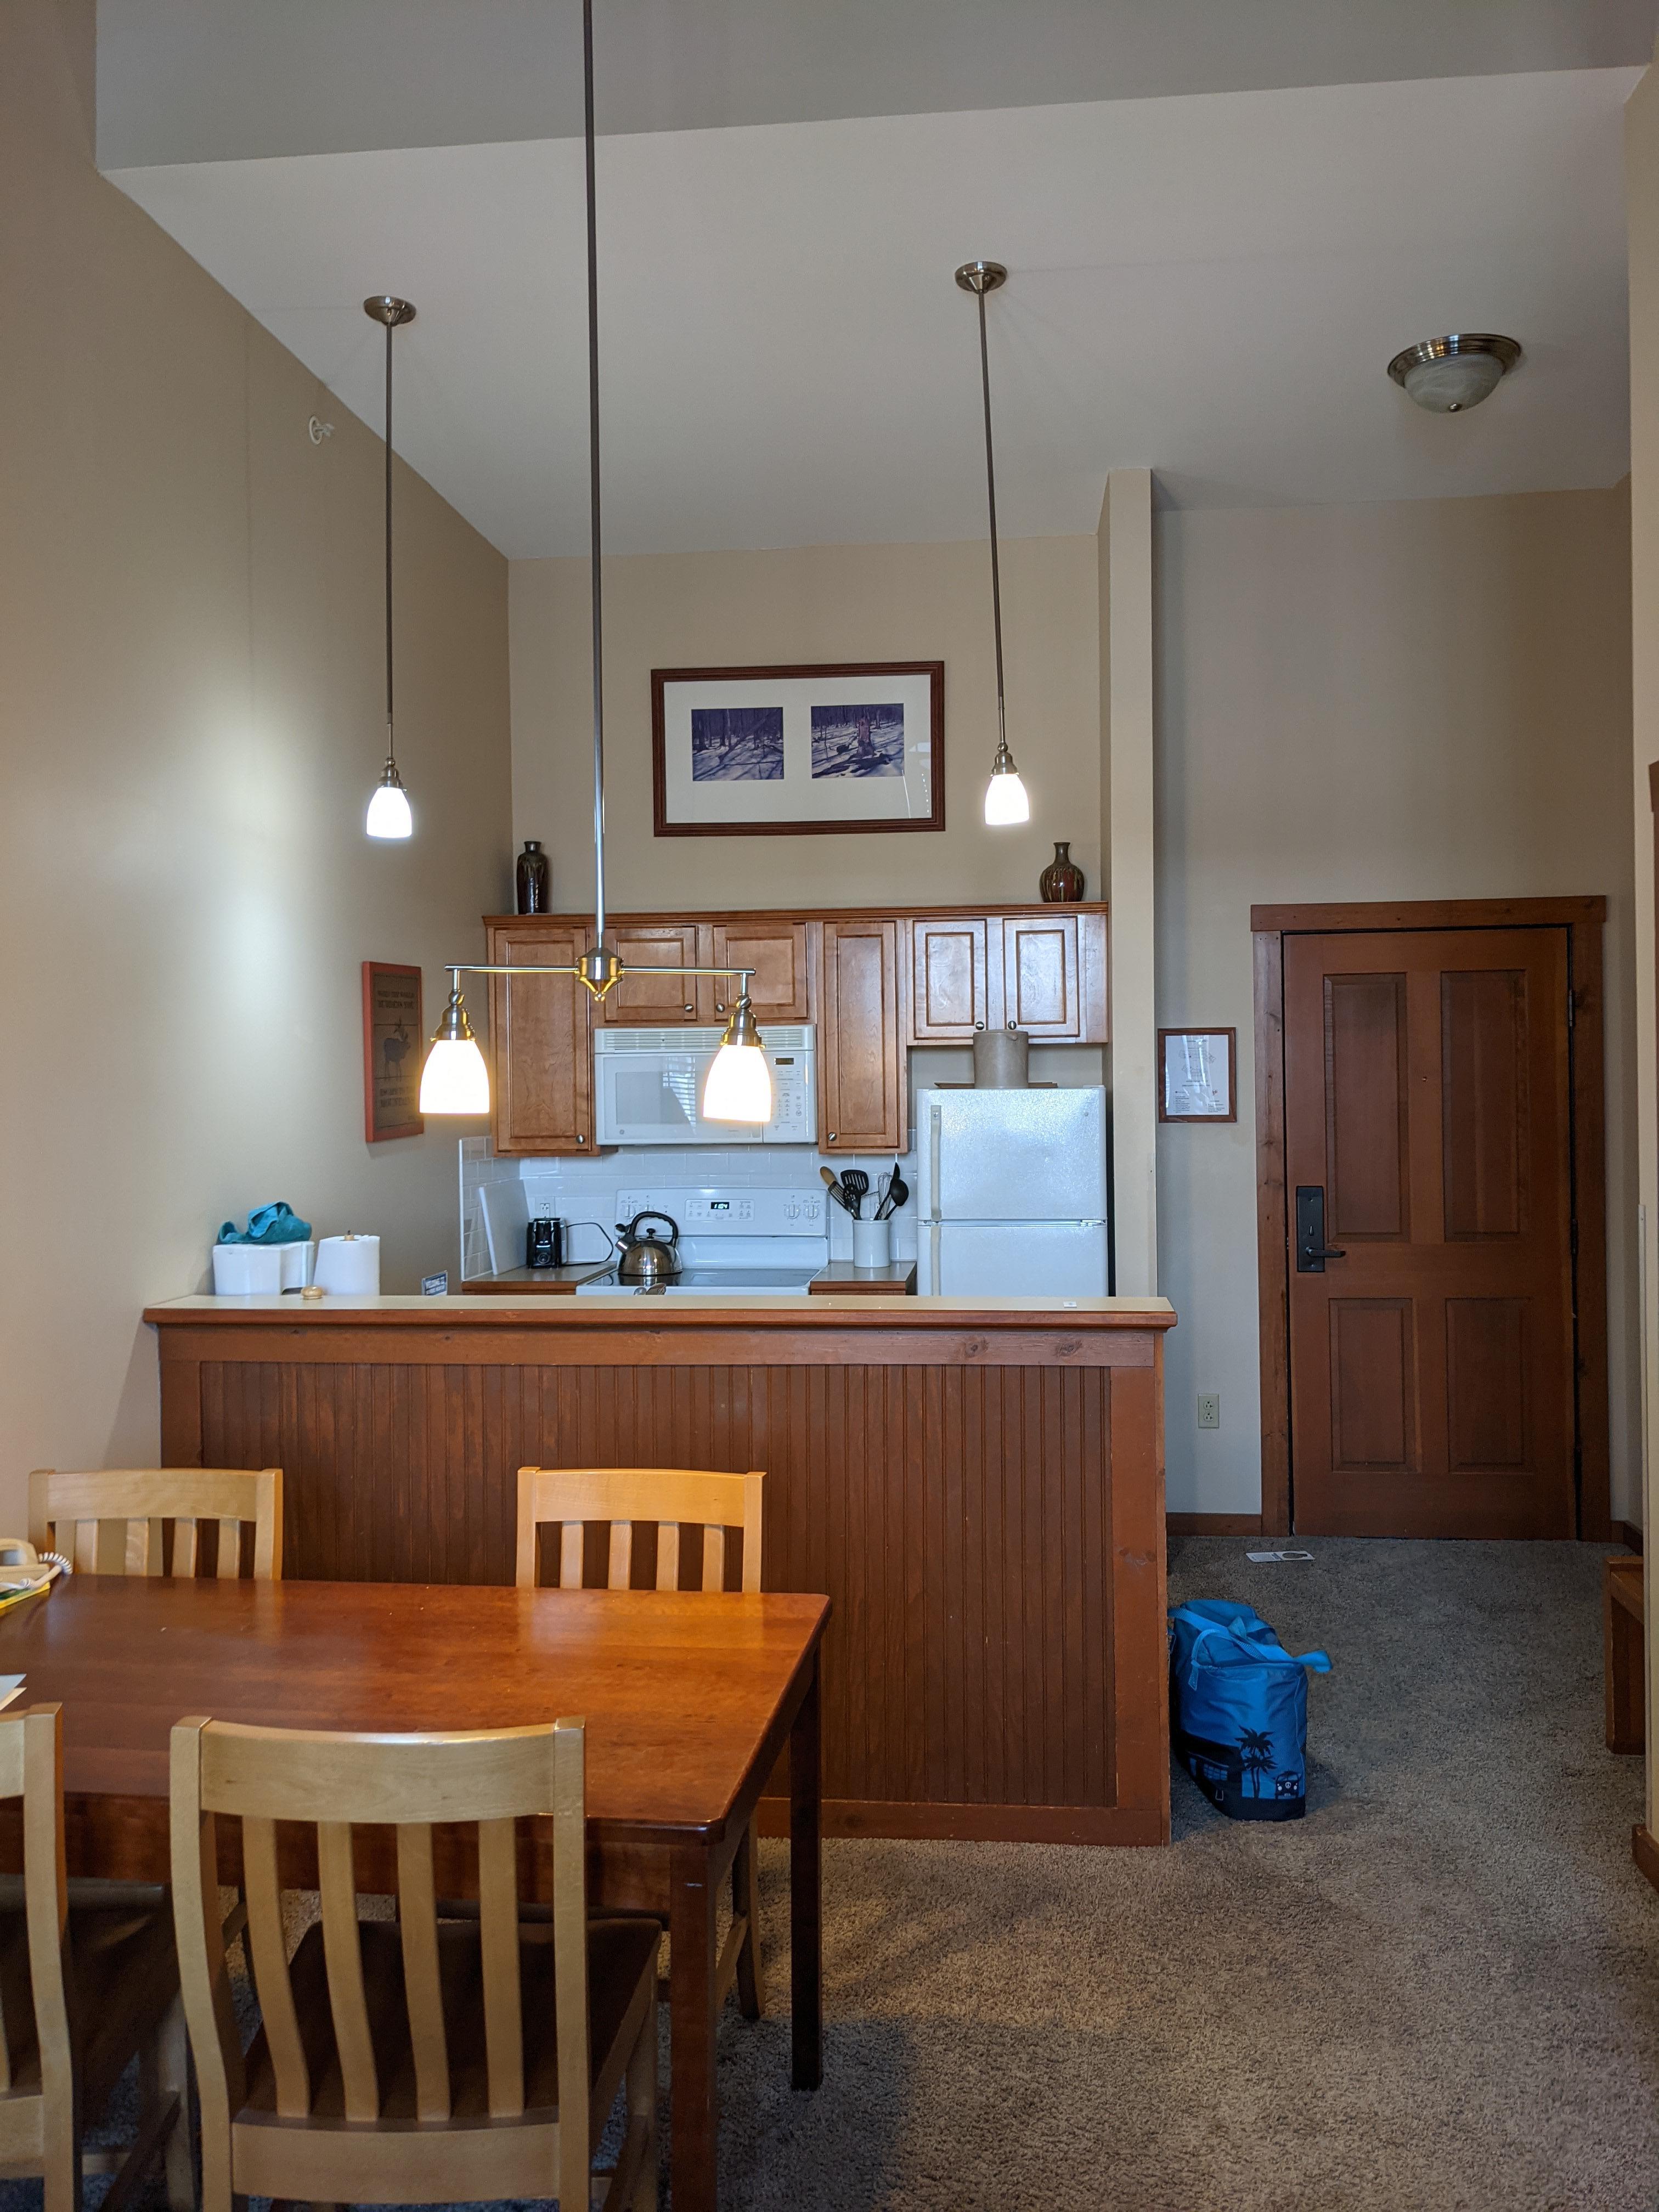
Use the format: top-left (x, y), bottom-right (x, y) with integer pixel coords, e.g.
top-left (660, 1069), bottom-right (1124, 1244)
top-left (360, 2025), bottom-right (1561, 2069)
top-left (477, 1179), bottom-right (532, 1277)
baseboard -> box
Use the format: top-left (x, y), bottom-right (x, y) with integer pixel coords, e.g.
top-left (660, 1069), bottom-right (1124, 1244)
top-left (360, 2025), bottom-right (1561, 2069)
top-left (1615, 1520), bottom-right (1644, 1554)
top-left (757, 1797), bottom-right (1167, 1846)
top-left (1167, 1513), bottom-right (1263, 1539)
top-left (1633, 1825), bottom-right (1659, 1897)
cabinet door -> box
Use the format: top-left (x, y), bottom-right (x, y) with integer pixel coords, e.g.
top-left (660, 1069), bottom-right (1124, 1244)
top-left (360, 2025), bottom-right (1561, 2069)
top-left (709, 920), bottom-right (812, 1023)
top-left (489, 926), bottom-right (595, 1155)
top-left (1002, 914), bottom-right (1081, 1039)
top-left (910, 917), bottom-right (988, 1040)
top-left (819, 918), bottom-right (904, 1153)
top-left (597, 924), bottom-right (705, 1025)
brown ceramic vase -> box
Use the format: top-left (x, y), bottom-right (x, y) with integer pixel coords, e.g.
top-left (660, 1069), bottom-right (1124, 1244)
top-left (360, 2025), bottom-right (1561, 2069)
top-left (1039, 840), bottom-right (1085, 902)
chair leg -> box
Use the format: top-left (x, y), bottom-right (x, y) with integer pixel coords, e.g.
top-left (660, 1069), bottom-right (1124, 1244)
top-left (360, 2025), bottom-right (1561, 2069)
top-left (732, 1815), bottom-right (765, 2019)
top-left (626, 1974), bottom-right (659, 2212)
top-left (159, 1995), bottom-right (194, 2212)
top-left (42, 2101), bottom-right (80, 2212)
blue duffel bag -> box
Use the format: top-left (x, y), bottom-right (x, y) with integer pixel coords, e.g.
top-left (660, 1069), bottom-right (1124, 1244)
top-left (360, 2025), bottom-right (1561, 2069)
top-left (1169, 1600), bottom-right (1332, 1822)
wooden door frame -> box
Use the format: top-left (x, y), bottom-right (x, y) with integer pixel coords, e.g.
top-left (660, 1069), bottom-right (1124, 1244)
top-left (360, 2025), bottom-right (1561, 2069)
top-left (1251, 896), bottom-right (1610, 1541)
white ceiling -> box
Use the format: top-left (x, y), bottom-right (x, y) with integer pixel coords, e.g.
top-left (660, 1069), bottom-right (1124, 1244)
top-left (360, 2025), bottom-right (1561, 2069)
top-left (97, 0), bottom-right (1658, 163)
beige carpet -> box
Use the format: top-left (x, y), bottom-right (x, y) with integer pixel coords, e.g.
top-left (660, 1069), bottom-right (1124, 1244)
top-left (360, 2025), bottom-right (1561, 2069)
top-left (29, 1537), bottom-right (1659, 2209)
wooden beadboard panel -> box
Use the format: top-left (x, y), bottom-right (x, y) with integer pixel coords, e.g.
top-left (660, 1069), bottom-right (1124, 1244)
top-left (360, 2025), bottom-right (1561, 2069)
top-left (196, 1357), bottom-right (1127, 1820)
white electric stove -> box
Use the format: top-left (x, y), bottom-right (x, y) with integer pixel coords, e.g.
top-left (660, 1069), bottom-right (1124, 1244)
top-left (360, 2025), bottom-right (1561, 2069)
top-left (574, 1185), bottom-right (830, 1296)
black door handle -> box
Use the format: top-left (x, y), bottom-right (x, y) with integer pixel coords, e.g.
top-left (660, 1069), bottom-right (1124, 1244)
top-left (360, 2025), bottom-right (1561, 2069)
top-left (1295, 1186), bottom-right (1347, 1273)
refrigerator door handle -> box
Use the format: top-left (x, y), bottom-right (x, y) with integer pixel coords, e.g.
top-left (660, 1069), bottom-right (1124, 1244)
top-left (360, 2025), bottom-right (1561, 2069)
top-left (929, 1220), bottom-right (941, 1295)
top-left (929, 1104), bottom-right (942, 1221)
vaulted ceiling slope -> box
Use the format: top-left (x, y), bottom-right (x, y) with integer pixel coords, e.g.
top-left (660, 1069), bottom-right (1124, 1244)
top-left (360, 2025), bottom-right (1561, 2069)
top-left (98, 0), bottom-right (1659, 163)
top-left (99, 10), bottom-right (1649, 557)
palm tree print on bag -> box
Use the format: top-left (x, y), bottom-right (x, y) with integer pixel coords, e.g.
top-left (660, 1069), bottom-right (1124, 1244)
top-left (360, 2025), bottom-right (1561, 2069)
top-left (1237, 1728), bottom-right (1276, 1798)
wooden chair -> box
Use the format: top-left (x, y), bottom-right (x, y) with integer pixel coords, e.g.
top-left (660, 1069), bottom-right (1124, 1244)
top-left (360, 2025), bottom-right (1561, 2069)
top-left (1606, 1551), bottom-right (1645, 1753)
top-left (171, 1713), bottom-right (658, 2212)
top-left (29, 1467), bottom-right (283, 1580)
top-left (517, 1464), bottom-right (766, 2017)
top-left (0, 1704), bottom-right (188, 2212)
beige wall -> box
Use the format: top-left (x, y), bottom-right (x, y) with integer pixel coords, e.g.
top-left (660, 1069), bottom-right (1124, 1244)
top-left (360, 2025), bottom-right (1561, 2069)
top-left (0, 0), bottom-right (511, 1518)
top-left (509, 537), bottom-right (1100, 913)
top-left (1155, 487), bottom-right (1638, 1520)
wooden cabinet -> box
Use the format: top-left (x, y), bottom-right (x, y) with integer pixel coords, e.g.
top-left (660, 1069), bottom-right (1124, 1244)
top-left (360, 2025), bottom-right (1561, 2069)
top-left (480, 904), bottom-right (1106, 1155)
top-left (709, 919), bottom-right (811, 1023)
top-left (818, 918), bottom-right (904, 1152)
top-left (1002, 913), bottom-right (1082, 1039)
top-left (486, 924), bottom-right (594, 1155)
top-left (597, 923), bottom-right (705, 1025)
top-left (911, 917), bottom-right (988, 1040)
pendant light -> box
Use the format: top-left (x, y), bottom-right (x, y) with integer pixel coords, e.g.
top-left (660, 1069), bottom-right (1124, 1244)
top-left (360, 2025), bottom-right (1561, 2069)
top-left (364, 294), bottom-right (416, 839)
top-left (416, 0), bottom-right (771, 1123)
top-left (955, 259), bottom-right (1029, 827)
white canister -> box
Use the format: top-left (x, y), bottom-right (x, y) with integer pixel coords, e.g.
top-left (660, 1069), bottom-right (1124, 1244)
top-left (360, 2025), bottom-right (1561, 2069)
top-left (852, 1216), bottom-right (893, 1271)
top-left (314, 1234), bottom-right (381, 1296)
top-left (212, 1244), bottom-right (282, 1295)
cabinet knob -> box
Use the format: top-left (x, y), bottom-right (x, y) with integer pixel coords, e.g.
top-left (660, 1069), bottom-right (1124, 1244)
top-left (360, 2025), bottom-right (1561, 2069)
top-left (577, 1135), bottom-right (585, 1145)
top-left (828, 1133), bottom-right (837, 1143)
top-left (715, 1001), bottom-right (725, 1013)
top-left (684, 1003), bottom-right (695, 1014)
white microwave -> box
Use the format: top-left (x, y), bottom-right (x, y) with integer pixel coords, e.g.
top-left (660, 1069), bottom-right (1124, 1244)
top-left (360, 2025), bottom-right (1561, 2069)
top-left (593, 1025), bottom-right (817, 1146)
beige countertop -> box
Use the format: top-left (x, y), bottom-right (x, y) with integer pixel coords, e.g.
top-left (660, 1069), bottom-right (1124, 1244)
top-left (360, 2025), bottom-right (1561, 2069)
top-left (146, 1291), bottom-right (1175, 1328)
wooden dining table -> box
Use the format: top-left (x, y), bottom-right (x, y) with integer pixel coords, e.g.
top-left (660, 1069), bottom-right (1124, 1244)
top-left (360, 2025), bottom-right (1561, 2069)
top-left (0, 1572), bottom-right (829, 2212)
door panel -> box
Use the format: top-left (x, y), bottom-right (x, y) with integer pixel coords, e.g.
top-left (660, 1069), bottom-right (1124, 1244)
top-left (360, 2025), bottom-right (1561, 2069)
top-left (819, 918), bottom-right (904, 1153)
top-left (1002, 915), bottom-right (1081, 1037)
top-left (910, 918), bottom-right (988, 1040)
top-left (708, 921), bottom-right (811, 1023)
top-left (487, 925), bottom-right (594, 1156)
top-left (597, 924), bottom-right (704, 1024)
top-left (1286, 927), bottom-right (1573, 1538)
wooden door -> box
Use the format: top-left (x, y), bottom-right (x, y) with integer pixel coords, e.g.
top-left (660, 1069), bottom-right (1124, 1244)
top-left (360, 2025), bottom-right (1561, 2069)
top-left (910, 918), bottom-right (988, 1040)
top-left (708, 920), bottom-right (811, 1023)
top-left (597, 923), bottom-right (704, 1025)
top-left (819, 919), bottom-right (904, 1153)
top-left (487, 925), bottom-right (595, 1155)
top-left (1001, 914), bottom-right (1081, 1038)
top-left (1284, 928), bottom-right (1575, 1537)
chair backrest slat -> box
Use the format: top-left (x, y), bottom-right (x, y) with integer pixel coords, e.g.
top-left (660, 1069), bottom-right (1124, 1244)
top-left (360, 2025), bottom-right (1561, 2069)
top-left (551, 1719), bottom-right (592, 2212)
top-left (477, 1816), bottom-right (524, 2118)
top-left (394, 1825), bottom-right (450, 2123)
top-left (0, 1708), bottom-right (68, 2101)
top-left (29, 1469), bottom-right (283, 1582)
top-left (242, 1813), bottom-right (309, 2117)
top-left (317, 1820), bottom-right (379, 2121)
top-left (517, 1466), bottom-right (764, 1596)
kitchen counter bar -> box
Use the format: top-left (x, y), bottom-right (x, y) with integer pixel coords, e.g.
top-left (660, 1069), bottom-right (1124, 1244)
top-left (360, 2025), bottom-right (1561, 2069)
top-left (146, 1291), bottom-right (1175, 1844)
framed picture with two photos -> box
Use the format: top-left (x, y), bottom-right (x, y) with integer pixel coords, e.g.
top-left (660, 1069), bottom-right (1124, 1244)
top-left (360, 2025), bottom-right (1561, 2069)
top-left (651, 660), bottom-right (945, 836)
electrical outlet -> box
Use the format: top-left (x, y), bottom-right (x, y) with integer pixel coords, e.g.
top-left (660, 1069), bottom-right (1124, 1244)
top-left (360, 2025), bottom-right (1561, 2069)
top-left (1197, 1393), bottom-right (1221, 1430)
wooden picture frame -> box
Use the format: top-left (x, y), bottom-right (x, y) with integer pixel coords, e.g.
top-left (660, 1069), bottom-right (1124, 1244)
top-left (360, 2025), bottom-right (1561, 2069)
top-left (362, 962), bottom-right (425, 1143)
top-left (1158, 1028), bottom-right (1237, 1122)
top-left (651, 661), bottom-right (945, 836)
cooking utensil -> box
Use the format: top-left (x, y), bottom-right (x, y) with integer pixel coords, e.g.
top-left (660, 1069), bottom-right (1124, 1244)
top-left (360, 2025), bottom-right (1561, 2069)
top-left (839, 1169), bottom-right (870, 1220)
top-left (613, 1209), bottom-right (682, 1284)
top-left (820, 1166), bottom-right (854, 1215)
top-left (877, 1162), bottom-right (909, 1221)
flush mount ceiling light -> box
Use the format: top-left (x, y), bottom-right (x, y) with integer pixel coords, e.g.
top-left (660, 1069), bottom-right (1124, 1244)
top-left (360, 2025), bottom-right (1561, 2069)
top-left (417, 0), bottom-right (771, 1124)
top-left (956, 258), bottom-right (1029, 828)
top-left (363, 295), bottom-right (416, 838)
top-left (1387, 333), bottom-right (1522, 415)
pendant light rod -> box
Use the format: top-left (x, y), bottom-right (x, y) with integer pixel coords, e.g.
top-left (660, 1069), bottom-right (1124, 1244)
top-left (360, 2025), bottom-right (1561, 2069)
top-left (363, 294), bottom-right (416, 838)
top-left (959, 259), bottom-right (1008, 749)
top-left (582, 0), bottom-right (608, 948)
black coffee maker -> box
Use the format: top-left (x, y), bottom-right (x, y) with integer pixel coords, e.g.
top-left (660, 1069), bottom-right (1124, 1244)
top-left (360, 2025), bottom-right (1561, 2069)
top-left (526, 1217), bottom-right (565, 1269)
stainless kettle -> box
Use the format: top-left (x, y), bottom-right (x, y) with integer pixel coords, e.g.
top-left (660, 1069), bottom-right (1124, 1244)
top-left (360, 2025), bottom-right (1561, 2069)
top-left (614, 1209), bottom-right (682, 1285)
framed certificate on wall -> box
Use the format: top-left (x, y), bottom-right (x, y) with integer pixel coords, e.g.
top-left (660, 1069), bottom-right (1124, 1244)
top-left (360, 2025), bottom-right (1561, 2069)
top-left (362, 962), bottom-right (425, 1143)
top-left (1159, 1028), bottom-right (1237, 1122)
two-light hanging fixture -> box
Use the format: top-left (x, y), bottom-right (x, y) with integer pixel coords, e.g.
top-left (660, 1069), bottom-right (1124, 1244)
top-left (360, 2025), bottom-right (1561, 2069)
top-left (410, 0), bottom-right (771, 1124)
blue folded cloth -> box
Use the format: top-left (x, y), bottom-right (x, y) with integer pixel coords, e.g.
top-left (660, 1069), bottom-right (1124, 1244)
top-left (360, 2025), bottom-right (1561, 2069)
top-left (217, 1201), bottom-right (312, 1246)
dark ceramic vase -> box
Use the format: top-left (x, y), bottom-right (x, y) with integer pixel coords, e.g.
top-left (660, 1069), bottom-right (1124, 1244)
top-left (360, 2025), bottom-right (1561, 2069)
top-left (515, 839), bottom-right (550, 915)
top-left (1039, 840), bottom-right (1085, 903)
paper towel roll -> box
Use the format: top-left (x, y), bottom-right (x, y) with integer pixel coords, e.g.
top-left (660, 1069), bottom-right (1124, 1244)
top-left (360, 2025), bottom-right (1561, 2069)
top-left (314, 1235), bottom-right (381, 1296)
top-left (212, 1244), bottom-right (282, 1295)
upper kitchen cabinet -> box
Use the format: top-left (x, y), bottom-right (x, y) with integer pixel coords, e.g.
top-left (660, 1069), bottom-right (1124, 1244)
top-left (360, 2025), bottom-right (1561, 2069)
top-left (911, 917), bottom-right (989, 1040)
top-left (709, 919), bottom-right (812, 1023)
top-left (1002, 913), bottom-right (1082, 1038)
top-left (596, 923), bottom-right (705, 1025)
top-left (485, 923), bottom-right (595, 1155)
top-left (819, 917), bottom-right (905, 1153)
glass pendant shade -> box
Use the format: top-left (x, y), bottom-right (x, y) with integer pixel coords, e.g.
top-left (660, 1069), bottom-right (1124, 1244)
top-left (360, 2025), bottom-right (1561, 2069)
top-left (984, 746), bottom-right (1030, 825)
top-left (419, 1037), bottom-right (489, 1114)
top-left (365, 762), bottom-right (413, 840)
top-left (701, 993), bottom-right (772, 1122)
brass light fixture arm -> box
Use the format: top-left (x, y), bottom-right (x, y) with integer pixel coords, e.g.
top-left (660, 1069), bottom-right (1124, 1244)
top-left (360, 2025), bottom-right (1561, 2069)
top-left (439, 962), bottom-right (756, 1005)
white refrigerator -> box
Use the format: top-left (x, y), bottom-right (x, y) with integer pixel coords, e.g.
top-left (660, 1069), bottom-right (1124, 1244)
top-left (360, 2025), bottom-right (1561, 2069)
top-left (914, 1086), bottom-right (1110, 1297)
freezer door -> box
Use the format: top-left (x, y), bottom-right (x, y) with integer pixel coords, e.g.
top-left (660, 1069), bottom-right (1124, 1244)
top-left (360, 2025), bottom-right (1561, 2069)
top-left (917, 1221), bottom-right (1109, 1298)
top-left (917, 1087), bottom-right (1108, 1223)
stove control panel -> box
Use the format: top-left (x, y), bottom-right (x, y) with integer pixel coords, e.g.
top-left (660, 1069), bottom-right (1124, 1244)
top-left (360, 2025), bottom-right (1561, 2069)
top-left (614, 1187), bottom-right (826, 1235)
